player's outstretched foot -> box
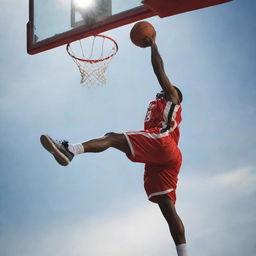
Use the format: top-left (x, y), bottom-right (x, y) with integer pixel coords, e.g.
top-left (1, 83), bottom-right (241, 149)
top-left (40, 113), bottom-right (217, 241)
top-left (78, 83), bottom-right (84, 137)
top-left (40, 135), bottom-right (74, 166)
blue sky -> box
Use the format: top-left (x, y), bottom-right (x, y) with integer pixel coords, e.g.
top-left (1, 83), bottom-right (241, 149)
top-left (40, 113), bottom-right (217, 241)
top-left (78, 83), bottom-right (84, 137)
top-left (0, 0), bottom-right (256, 255)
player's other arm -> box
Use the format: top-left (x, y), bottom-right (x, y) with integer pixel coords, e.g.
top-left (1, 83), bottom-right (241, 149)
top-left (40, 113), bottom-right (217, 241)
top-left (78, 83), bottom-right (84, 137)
top-left (148, 39), bottom-right (180, 104)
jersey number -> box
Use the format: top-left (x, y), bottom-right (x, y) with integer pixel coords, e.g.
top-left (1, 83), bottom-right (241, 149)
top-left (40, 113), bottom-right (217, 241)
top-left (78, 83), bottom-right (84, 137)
top-left (145, 110), bottom-right (152, 122)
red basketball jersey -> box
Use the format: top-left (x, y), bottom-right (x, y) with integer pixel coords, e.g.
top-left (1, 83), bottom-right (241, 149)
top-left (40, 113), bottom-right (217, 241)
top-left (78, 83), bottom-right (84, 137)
top-left (144, 98), bottom-right (182, 144)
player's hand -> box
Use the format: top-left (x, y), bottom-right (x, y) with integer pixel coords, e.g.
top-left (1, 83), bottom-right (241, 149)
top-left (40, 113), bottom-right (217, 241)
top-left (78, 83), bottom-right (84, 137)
top-left (144, 33), bottom-right (156, 47)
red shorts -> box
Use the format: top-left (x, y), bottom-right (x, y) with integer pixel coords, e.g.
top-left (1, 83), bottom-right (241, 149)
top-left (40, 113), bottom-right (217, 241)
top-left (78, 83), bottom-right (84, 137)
top-left (123, 127), bottom-right (182, 204)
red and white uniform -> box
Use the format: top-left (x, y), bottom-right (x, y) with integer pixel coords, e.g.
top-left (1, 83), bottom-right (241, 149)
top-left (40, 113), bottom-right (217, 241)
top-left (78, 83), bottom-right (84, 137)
top-left (123, 97), bottom-right (182, 203)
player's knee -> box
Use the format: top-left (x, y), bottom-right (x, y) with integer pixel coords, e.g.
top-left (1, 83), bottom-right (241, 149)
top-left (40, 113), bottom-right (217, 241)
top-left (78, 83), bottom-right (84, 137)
top-left (158, 195), bottom-right (177, 216)
top-left (104, 132), bottom-right (118, 139)
top-left (104, 132), bottom-right (127, 149)
top-left (104, 132), bottom-right (119, 145)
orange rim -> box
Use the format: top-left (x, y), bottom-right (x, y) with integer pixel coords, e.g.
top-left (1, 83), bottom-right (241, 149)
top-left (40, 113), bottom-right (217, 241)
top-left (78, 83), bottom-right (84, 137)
top-left (66, 34), bottom-right (118, 63)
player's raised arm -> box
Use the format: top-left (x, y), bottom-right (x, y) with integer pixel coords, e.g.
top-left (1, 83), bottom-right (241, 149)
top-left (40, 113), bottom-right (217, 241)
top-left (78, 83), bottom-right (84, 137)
top-left (148, 38), bottom-right (180, 104)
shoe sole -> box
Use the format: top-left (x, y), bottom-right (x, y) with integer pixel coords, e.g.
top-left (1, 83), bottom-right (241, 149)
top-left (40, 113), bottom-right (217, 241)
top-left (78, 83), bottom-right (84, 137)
top-left (40, 135), bottom-right (70, 166)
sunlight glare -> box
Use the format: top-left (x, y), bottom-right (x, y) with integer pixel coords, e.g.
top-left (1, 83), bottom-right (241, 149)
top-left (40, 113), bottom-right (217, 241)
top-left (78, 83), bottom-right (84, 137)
top-left (74, 0), bottom-right (95, 10)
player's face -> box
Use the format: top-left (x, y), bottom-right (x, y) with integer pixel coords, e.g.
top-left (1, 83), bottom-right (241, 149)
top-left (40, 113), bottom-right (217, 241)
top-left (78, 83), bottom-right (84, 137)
top-left (156, 90), bottom-right (166, 99)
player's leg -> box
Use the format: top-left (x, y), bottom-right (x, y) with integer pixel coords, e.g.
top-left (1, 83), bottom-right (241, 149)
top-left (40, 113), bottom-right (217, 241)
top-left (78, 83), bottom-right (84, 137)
top-left (40, 133), bottom-right (131, 166)
top-left (157, 195), bottom-right (188, 256)
top-left (81, 132), bottom-right (131, 154)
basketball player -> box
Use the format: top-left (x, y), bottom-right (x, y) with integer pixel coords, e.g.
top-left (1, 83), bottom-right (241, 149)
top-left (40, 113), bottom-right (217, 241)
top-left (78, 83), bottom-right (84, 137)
top-left (40, 36), bottom-right (188, 256)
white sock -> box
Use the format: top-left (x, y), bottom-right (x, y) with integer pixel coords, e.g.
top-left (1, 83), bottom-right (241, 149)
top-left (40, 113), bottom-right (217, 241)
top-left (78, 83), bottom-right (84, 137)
top-left (68, 143), bottom-right (84, 155)
top-left (176, 243), bottom-right (188, 256)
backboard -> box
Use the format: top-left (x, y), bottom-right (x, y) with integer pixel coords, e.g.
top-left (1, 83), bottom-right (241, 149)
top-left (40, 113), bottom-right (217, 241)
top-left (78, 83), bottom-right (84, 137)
top-left (27, 0), bottom-right (233, 55)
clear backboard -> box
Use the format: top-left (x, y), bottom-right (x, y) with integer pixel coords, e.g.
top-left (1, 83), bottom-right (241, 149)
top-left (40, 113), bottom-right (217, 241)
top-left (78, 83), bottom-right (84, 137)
top-left (27, 0), bottom-right (233, 55)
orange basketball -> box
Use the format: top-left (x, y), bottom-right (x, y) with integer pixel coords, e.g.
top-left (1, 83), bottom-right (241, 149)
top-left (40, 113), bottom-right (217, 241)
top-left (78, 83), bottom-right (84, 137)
top-left (130, 21), bottom-right (156, 48)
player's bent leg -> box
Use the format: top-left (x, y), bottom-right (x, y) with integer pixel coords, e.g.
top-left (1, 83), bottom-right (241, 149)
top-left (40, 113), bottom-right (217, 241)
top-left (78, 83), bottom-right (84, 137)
top-left (40, 132), bottom-right (131, 166)
top-left (82, 132), bottom-right (131, 155)
top-left (157, 195), bottom-right (186, 246)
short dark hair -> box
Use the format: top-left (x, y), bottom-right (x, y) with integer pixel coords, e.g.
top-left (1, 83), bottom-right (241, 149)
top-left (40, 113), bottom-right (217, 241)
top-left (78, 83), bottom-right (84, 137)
top-left (173, 86), bottom-right (183, 103)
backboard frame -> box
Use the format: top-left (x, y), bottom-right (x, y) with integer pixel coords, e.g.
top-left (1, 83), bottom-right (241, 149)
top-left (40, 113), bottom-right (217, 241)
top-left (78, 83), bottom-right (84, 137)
top-left (27, 0), bottom-right (233, 55)
top-left (27, 0), bottom-right (154, 55)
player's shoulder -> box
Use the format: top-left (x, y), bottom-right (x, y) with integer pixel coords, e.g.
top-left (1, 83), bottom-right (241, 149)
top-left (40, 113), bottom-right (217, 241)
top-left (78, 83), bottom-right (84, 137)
top-left (162, 97), bottom-right (182, 107)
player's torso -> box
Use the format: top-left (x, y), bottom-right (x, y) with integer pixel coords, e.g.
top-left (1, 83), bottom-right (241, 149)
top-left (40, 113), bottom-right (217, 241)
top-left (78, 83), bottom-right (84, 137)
top-left (144, 98), bottom-right (182, 143)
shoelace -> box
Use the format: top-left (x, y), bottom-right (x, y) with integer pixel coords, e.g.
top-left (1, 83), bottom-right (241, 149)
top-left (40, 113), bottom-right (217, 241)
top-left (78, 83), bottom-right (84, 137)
top-left (56, 139), bottom-right (74, 155)
top-left (55, 139), bottom-right (69, 147)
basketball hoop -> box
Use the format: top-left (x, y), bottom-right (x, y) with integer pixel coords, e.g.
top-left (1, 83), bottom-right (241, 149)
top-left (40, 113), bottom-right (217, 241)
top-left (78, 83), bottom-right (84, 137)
top-left (66, 35), bottom-right (118, 87)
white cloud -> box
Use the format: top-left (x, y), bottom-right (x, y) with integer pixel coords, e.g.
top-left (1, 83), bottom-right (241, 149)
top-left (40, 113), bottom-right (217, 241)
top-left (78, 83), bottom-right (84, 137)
top-left (176, 165), bottom-right (256, 256)
top-left (0, 205), bottom-right (175, 256)
top-left (210, 166), bottom-right (256, 191)
top-left (181, 165), bottom-right (256, 195)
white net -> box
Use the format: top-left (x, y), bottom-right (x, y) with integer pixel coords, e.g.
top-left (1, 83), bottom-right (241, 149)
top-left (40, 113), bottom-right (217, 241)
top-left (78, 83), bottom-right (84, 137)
top-left (67, 35), bottom-right (118, 87)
